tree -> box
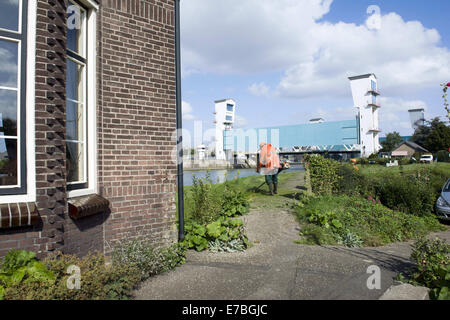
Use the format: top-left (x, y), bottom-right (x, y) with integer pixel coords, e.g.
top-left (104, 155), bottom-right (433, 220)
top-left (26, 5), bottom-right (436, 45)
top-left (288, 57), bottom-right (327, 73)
top-left (411, 117), bottom-right (450, 153)
top-left (381, 131), bottom-right (403, 152)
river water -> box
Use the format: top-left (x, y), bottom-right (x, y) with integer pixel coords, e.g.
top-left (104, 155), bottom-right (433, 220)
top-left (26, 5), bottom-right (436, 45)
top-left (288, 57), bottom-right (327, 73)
top-left (183, 165), bottom-right (304, 186)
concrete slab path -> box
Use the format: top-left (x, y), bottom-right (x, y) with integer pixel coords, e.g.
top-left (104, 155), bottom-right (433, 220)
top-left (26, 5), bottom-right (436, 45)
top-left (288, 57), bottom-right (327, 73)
top-left (134, 206), bottom-right (449, 300)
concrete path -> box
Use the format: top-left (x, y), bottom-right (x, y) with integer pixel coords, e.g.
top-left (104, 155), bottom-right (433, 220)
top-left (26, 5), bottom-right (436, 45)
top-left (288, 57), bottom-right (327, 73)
top-left (134, 206), bottom-right (449, 300)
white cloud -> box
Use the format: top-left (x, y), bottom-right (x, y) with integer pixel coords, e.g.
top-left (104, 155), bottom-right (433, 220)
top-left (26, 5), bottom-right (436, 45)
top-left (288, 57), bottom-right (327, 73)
top-left (248, 82), bottom-right (270, 97)
top-left (181, 1), bottom-right (450, 98)
top-left (234, 115), bottom-right (249, 128)
top-left (182, 101), bottom-right (195, 121)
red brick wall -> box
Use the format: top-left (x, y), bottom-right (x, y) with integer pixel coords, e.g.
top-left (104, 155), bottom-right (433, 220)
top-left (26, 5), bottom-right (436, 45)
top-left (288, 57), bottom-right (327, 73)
top-left (0, 0), bottom-right (178, 258)
top-left (99, 0), bottom-right (178, 253)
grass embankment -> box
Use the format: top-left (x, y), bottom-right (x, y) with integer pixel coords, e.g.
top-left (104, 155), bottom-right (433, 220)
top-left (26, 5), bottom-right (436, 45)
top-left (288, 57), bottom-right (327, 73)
top-left (180, 170), bottom-right (301, 221)
top-left (296, 160), bottom-right (449, 247)
top-left (296, 194), bottom-right (444, 247)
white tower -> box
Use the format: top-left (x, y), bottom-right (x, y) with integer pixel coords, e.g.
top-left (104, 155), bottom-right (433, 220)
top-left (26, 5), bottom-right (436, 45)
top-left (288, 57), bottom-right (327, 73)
top-left (214, 99), bottom-right (236, 160)
top-left (349, 74), bottom-right (381, 158)
top-left (408, 108), bottom-right (425, 131)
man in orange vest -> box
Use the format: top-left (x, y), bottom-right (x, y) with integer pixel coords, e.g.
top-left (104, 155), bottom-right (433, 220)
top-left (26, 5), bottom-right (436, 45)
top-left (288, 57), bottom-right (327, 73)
top-left (257, 142), bottom-right (282, 195)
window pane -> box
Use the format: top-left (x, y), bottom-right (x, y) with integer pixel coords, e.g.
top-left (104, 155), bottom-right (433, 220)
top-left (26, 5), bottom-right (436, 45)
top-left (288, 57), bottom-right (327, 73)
top-left (66, 59), bottom-right (84, 102)
top-left (0, 0), bottom-right (20, 32)
top-left (0, 138), bottom-right (17, 186)
top-left (0, 39), bottom-right (18, 88)
top-left (67, 2), bottom-right (85, 56)
top-left (66, 141), bottom-right (84, 183)
top-left (0, 89), bottom-right (17, 136)
top-left (66, 100), bottom-right (83, 141)
top-left (227, 104), bottom-right (233, 112)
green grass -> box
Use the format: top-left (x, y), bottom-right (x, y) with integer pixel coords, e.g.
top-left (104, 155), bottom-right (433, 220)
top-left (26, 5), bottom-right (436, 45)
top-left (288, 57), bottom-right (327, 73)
top-left (296, 194), bottom-right (446, 247)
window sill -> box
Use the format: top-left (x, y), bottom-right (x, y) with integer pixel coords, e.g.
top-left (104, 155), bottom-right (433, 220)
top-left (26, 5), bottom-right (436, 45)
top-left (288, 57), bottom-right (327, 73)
top-left (0, 202), bottom-right (39, 229)
top-left (68, 194), bottom-right (109, 220)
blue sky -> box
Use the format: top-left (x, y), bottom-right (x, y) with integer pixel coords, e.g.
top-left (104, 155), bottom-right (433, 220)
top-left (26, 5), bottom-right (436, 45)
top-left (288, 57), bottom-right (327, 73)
top-left (180, 0), bottom-right (450, 148)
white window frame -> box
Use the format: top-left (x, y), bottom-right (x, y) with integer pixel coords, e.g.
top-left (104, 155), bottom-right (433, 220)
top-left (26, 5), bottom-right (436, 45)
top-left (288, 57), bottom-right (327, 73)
top-left (0, 0), bottom-right (36, 204)
top-left (67, 0), bottom-right (97, 198)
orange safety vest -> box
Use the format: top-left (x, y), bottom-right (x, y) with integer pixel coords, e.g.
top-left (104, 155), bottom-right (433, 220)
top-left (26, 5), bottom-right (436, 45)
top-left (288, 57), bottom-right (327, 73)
top-left (259, 144), bottom-right (281, 170)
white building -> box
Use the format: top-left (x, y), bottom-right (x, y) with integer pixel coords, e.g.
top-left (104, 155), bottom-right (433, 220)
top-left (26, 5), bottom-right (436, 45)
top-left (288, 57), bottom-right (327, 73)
top-left (348, 74), bottom-right (381, 157)
top-left (196, 144), bottom-right (206, 160)
top-left (408, 108), bottom-right (425, 131)
top-left (214, 99), bottom-right (236, 160)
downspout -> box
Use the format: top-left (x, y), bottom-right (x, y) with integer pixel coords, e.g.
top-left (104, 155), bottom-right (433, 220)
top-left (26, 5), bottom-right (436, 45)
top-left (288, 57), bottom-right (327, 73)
top-left (174, 0), bottom-right (185, 241)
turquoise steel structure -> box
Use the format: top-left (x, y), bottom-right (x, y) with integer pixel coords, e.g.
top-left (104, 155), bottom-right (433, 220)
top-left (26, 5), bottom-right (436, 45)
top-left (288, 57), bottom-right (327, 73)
top-left (224, 118), bottom-right (360, 153)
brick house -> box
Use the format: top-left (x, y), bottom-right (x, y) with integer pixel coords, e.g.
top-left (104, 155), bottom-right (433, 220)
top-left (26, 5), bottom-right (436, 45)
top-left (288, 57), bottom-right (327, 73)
top-left (0, 0), bottom-right (179, 258)
top-left (391, 141), bottom-right (429, 158)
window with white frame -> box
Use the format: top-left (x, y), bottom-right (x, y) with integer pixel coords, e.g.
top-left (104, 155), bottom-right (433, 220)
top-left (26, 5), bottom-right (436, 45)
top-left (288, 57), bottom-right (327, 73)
top-left (0, 0), bottom-right (28, 195)
top-left (66, 0), bottom-right (97, 195)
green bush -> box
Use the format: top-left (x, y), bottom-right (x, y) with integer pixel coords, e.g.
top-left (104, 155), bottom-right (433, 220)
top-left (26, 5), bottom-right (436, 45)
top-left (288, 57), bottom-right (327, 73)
top-left (2, 252), bottom-right (141, 300)
top-left (304, 155), bottom-right (341, 195)
top-left (1, 243), bottom-right (186, 300)
top-left (376, 175), bottom-right (436, 217)
top-left (436, 150), bottom-right (450, 163)
top-left (111, 241), bottom-right (186, 281)
top-left (338, 164), bottom-right (449, 216)
top-left (0, 250), bottom-right (55, 300)
top-left (296, 194), bottom-right (444, 247)
top-left (220, 184), bottom-right (250, 217)
top-left (409, 237), bottom-right (450, 300)
top-left (183, 217), bottom-right (249, 252)
top-left (337, 164), bottom-right (374, 197)
top-left (190, 172), bottom-right (221, 224)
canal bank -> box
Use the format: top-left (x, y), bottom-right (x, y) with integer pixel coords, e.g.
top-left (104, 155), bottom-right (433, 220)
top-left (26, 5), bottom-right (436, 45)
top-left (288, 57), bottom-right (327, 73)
top-left (182, 166), bottom-right (304, 186)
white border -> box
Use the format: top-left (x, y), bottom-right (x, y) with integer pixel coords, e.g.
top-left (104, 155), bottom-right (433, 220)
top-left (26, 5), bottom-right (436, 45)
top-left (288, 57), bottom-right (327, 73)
top-left (67, 5), bottom-right (97, 198)
top-left (0, 0), bottom-right (36, 204)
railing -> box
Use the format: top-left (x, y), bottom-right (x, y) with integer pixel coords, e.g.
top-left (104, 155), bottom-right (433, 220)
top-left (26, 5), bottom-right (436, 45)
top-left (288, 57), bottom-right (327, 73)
top-left (367, 88), bottom-right (380, 95)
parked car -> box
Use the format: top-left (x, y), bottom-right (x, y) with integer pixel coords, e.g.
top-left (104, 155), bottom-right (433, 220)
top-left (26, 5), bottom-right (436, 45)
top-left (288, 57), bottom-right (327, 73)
top-left (436, 179), bottom-right (450, 221)
top-left (419, 154), bottom-right (433, 163)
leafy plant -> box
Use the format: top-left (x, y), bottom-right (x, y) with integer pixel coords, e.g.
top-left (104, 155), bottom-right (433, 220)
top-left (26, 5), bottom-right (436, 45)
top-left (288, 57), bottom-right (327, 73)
top-left (111, 240), bottom-right (186, 281)
top-left (409, 237), bottom-right (449, 300)
top-left (220, 184), bottom-right (250, 217)
top-left (304, 155), bottom-right (341, 195)
top-left (183, 217), bottom-right (248, 252)
top-left (340, 232), bottom-right (363, 248)
top-left (0, 250), bottom-right (55, 299)
top-left (296, 194), bottom-right (444, 247)
top-left (190, 172), bottom-right (221, 224)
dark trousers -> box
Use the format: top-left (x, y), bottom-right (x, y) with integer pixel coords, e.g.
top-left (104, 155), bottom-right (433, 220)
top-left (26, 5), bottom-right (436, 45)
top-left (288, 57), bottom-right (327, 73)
top-left (265, 173), bottom-right (278, 185)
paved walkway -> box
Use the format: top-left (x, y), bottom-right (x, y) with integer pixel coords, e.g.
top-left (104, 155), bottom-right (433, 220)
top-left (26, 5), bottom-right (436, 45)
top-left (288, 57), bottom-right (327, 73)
top-left (134, 171), bottom-right (450, 300)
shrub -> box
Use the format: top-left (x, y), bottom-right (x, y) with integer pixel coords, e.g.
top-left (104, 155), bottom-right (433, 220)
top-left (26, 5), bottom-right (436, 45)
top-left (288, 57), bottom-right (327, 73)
top-left (220, 184), bottom-right (250, 217)
top-left (435, 150), bottom-right (450, 163)
top-left (337, 164), bottom-right (374, 197)
top-left (190, 172), bottom-right (221, 224)
top-left (376, 175), bottom-right (436, 216)
top-left (1, 243), bottom-right (186, 300)
top-left (111, 241), bottom-right (186, 281)
top-left (2, 252), bottom-right (141, 300)
top-left (304, 155), bottom-right (341, 195)
top-left (0, 250), bottom-right (55, 300)
top-left (409, 237), bottom-right (450, 300)
top-left (183, 217), bottom-right (249, 252)
top-left (296, 194), bottom-right (444, 247)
